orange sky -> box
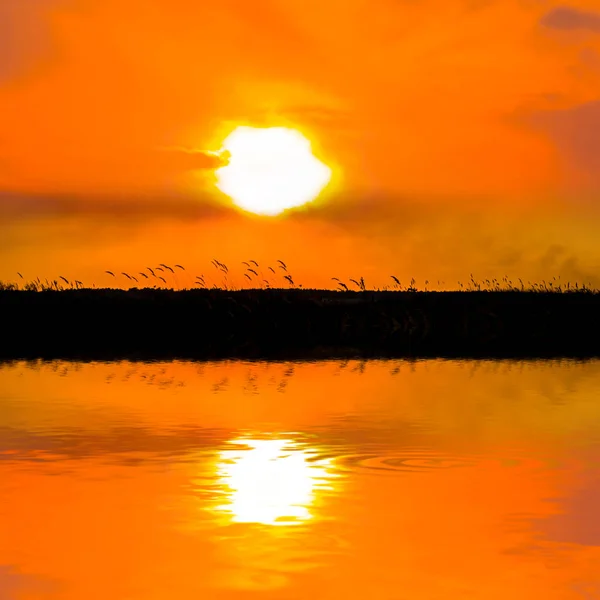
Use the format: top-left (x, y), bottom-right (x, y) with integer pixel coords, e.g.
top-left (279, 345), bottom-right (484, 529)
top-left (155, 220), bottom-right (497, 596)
top-left (1, 0), bottom-right (600, 288)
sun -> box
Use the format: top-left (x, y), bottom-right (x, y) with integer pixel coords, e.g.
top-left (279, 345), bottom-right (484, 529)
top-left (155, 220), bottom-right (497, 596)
top-left (214, 126), bottom-right (332, 216)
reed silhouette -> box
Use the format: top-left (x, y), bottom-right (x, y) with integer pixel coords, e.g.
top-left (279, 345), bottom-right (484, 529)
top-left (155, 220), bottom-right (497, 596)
top-left (1, 267), bottom-right (599, 360)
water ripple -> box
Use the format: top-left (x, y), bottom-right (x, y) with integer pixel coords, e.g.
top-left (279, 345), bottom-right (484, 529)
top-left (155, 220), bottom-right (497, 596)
top-left (308, 446), bottom-right (479, 474)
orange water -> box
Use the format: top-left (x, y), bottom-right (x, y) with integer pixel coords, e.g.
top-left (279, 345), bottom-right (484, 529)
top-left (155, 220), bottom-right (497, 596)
top-left (0, 358), bottom-right (599, 599)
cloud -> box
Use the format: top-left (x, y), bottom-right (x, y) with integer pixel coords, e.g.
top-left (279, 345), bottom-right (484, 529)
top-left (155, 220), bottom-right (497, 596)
top-left (540, 6), bottom-right (600, 32)
top-left (0, 146), bottom-right (229, 198)
top-left (531, 99), bottom-right (600, 187)
top-left (0, 565), bottom-right (55, 599)
top-left (0, 145), bottom-right (230, 220)
top-left (267, 105), bottom-right (352, 130)
top-left (2, 189), bottom-right (600, 291)
top-left (536, 244), bottom-right (598, 285)
top-left (0, 190), bottom-right (232, 222)
top-left (155, 147), bottom-right (229, 171)
top-left (0, 0), bottom-right (63, 81)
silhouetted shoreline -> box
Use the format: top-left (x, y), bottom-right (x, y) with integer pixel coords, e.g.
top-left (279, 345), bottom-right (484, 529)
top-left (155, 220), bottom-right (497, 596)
top-left (1, 288), bottom-right (599, 361)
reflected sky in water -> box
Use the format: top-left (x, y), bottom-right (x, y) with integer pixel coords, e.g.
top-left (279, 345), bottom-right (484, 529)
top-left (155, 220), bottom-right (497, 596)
top-left (0, 358), bottom-right (599, 598)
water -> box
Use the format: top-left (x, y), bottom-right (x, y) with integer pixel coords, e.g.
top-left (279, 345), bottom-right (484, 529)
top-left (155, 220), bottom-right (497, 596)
top-left (0, 358), bottom-right (599, 599)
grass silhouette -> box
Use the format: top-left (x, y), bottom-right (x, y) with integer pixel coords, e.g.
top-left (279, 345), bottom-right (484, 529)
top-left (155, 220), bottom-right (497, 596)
top-left (1, 262), bottom-right (599, 360)
top-left (2, 260), bottom-right (597, 294)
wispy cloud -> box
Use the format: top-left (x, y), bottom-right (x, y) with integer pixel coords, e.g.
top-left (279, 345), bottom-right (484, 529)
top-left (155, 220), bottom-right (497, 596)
top-left (531, 99), bottom-right (600, 187)
top-left (540, 6), bottom-right (600, 32)
top-left (0, 146), bottom-right (229, 197)
top-left (0, 191), bottom-right (231, 222)
top-left (0, 0), bottom-right (63, 81)
top-left (0, 565), bottom-right (55, 600)
top-left (153, 147), bottom-right (230, 172)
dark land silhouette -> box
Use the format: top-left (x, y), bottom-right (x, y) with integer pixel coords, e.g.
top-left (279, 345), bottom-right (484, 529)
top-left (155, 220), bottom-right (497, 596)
top-left (1, 287), bottom-right (600, 361)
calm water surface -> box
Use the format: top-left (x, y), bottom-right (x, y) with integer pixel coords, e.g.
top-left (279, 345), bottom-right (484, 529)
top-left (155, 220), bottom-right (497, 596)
top-left (0, 358), bottom-right (599, 599)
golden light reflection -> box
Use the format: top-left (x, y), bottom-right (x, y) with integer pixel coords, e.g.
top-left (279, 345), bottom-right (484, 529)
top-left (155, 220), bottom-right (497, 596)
top-left (214, 437), bottom-right (337, 526)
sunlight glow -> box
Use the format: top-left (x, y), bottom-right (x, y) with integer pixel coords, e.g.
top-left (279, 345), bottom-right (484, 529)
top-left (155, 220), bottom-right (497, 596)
top-left (214, 126), bottom-right (332, 216)
top-left (214, 437), bottom-right (337, 526)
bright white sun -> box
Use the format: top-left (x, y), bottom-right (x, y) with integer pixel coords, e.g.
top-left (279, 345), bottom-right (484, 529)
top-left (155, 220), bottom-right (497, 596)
top-left (214, 126), bottom-right (332, 216)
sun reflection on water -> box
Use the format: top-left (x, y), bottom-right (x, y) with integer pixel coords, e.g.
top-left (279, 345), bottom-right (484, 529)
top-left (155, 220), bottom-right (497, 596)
top-left (213, 437), bottom-right (338, 526)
